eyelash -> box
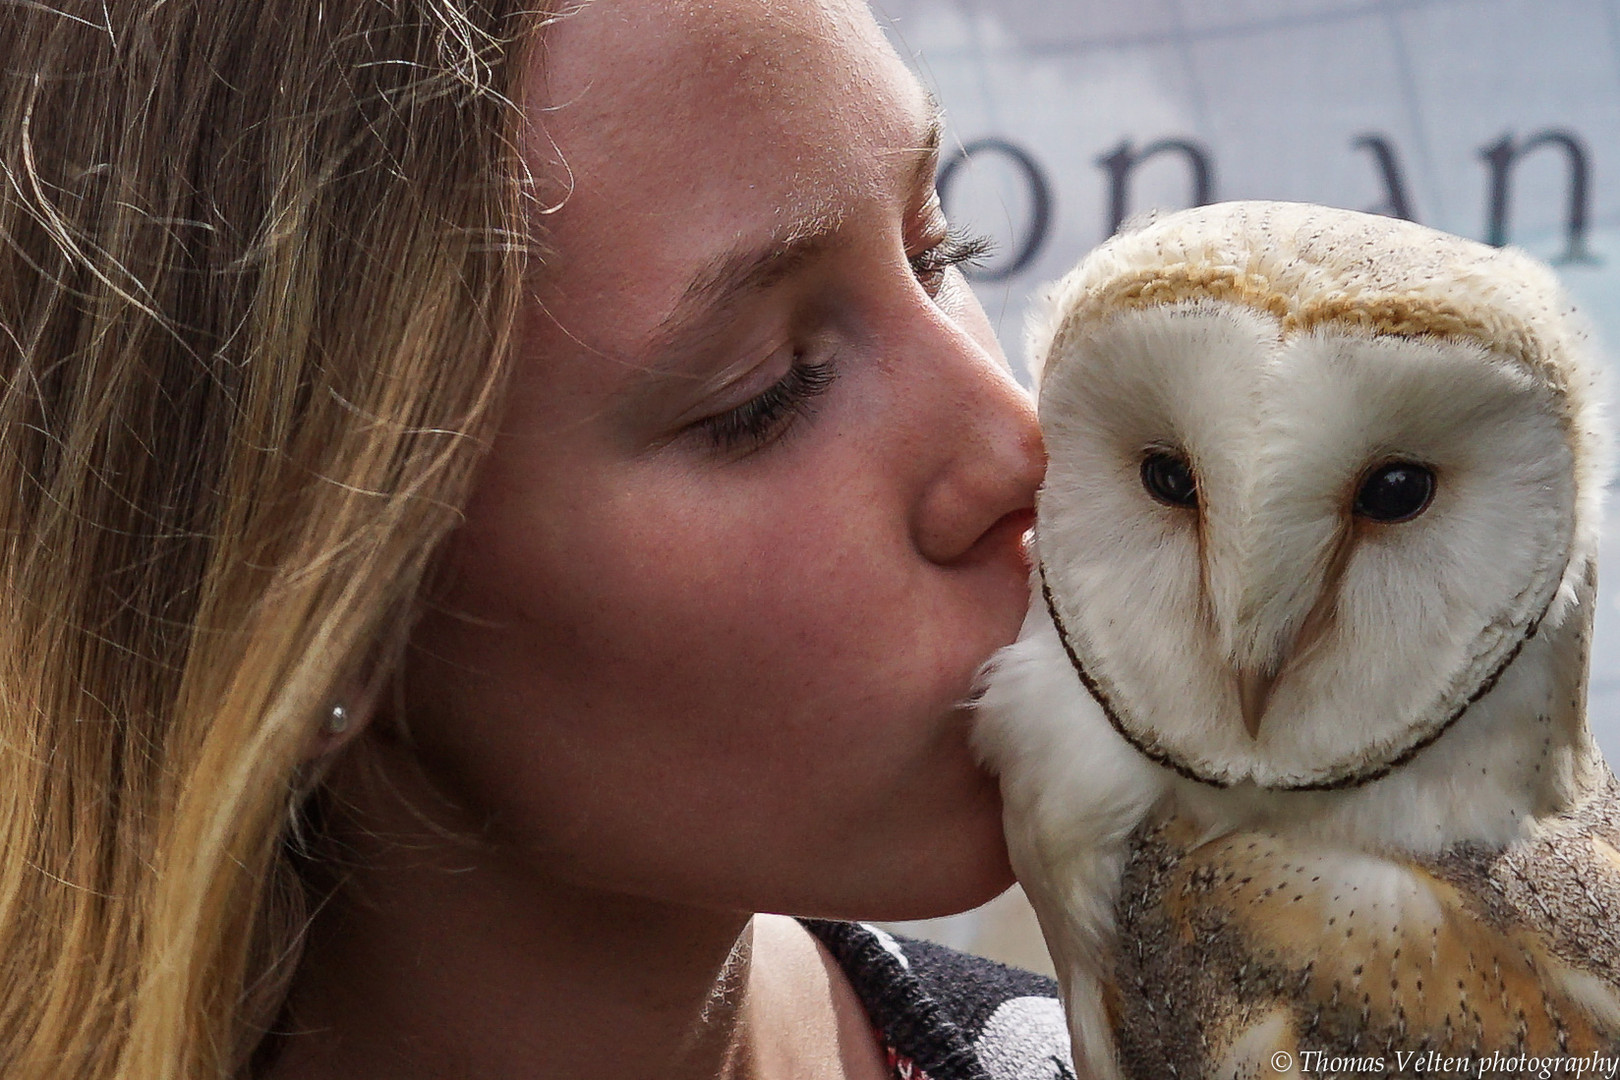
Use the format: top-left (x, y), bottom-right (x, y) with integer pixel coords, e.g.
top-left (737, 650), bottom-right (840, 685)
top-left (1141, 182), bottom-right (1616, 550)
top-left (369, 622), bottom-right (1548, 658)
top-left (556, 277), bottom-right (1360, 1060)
top-left (697, 354), bottom-right (838, 453)
top-left (694, 225), bottom-right (993, 454)
top-left (910, 226), bottom-right (995, 295)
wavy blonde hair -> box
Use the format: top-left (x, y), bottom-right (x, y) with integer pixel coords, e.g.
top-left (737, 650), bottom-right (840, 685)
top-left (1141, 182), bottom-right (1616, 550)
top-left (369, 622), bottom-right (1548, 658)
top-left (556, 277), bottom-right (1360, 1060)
top-left (0, 2), bottom-right (547, 1075)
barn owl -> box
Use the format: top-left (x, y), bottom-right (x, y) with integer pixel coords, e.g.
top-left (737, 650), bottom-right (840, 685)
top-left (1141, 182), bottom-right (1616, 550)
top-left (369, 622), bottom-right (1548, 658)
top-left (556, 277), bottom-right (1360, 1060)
top-left (973, 201), bottom-right (1620, 1079)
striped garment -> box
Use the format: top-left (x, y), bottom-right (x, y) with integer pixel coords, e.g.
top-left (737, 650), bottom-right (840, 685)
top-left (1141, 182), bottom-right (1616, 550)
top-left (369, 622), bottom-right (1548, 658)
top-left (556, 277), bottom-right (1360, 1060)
top-left (801, 919), bottom-right (1076, 1080)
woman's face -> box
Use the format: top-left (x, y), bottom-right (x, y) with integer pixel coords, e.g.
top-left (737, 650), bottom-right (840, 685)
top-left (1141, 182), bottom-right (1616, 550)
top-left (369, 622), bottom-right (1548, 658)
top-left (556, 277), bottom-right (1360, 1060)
top-left (398, 0), bottom-right (1044, 920)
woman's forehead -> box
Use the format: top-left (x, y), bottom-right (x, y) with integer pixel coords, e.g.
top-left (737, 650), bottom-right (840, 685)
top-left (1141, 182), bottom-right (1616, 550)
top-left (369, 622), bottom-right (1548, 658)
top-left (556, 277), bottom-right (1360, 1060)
top-left (514, 0), bottom-right (936, 359)
top-left (523, 0), bottom-right (928, 185)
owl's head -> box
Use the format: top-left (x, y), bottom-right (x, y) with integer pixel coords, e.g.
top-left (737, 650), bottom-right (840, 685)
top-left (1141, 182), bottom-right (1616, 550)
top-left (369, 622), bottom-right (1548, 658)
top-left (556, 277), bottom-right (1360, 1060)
top-left (1032, 201), bottom-right (1611, 791)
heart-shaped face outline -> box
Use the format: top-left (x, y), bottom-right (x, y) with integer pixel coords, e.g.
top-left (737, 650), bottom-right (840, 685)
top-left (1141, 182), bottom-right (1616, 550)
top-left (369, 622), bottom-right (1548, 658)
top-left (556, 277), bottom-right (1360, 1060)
top-left (1034, 300), bottom-right (1574, 791)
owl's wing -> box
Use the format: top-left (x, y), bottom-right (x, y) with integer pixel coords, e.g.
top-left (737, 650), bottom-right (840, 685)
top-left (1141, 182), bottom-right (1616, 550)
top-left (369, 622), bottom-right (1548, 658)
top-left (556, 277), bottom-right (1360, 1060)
top-left (1421, 763), bottom-right (1620, 1037)
top-left (1109, 775), bottom-right (1620, 1077)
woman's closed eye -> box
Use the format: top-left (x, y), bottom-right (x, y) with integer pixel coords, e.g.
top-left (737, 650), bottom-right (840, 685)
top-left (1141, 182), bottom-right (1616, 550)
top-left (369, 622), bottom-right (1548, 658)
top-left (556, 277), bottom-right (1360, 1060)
top-left (690, 221), bottom-right (992, 456)
top-left (695, 352), bottom-right (839, 453)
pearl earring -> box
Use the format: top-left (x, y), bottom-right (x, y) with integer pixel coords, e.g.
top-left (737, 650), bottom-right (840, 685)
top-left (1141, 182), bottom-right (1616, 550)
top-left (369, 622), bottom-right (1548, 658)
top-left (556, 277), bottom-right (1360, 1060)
top-left (325, 703), bottom-right (350, 735)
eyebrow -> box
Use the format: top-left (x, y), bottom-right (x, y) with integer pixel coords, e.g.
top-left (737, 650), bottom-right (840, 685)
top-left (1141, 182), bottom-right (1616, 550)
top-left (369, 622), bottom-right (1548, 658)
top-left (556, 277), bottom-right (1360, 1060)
top-left (642, 103), bottom-right (946, 365)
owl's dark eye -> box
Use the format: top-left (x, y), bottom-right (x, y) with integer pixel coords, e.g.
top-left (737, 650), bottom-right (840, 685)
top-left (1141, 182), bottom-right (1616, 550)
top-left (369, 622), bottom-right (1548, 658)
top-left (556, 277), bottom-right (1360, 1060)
top-left (1141, 450), bottom-right (1198, 509)
top-left (1354, 461), bottom-right (1434, 523)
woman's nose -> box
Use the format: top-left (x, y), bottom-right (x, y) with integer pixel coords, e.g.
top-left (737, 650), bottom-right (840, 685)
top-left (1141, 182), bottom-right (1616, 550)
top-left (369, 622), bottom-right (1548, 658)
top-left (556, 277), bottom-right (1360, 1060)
top-left (910, 344), bottom-right (1045, 567)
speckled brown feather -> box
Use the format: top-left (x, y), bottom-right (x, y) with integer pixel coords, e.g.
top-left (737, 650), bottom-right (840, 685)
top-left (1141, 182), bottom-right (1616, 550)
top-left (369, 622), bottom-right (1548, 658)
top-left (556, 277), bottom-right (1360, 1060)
top-left (1109, 771), bottom-right (1620, 1078)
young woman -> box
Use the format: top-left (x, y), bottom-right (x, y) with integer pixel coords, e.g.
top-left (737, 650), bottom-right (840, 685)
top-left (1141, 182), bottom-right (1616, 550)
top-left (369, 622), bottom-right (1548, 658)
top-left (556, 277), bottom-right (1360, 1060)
top-left (0, 1), bottom-right (1054, 1078)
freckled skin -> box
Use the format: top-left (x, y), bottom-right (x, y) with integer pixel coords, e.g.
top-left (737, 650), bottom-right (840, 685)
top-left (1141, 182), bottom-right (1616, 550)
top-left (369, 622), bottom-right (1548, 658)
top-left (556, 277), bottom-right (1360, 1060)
top-left (395, 0), bottom-right (1045, 921)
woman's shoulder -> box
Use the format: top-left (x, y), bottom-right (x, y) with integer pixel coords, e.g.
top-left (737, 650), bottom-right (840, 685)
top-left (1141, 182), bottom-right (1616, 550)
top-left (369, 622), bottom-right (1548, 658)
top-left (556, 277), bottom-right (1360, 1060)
top-left (800, 918), bottom-right (1075, 1080)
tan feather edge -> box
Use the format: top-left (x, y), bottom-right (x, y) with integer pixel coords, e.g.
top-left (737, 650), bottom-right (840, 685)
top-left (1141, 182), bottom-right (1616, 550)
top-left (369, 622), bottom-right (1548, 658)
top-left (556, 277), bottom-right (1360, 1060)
top-left (1050, 265), bottom-right (1565, 395)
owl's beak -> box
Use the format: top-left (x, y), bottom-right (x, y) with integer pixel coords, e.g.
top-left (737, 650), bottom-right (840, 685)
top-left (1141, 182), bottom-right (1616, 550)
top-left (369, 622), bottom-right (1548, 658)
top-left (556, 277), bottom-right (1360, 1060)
top-left (1228, 525), bottom-right (1353, 741)
top-left (1236, 666), bottom-right (1276, 739)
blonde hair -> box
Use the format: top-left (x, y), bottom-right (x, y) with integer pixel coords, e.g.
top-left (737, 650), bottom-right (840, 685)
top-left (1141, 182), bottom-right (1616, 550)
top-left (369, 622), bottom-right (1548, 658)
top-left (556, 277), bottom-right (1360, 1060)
top-left (0, 2), bottom-right (546, 1075)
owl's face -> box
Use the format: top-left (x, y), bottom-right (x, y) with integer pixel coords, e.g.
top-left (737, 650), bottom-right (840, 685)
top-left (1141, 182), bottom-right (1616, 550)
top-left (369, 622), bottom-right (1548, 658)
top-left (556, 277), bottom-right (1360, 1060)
top-left (1036, 296), bottom-right (1578, 790)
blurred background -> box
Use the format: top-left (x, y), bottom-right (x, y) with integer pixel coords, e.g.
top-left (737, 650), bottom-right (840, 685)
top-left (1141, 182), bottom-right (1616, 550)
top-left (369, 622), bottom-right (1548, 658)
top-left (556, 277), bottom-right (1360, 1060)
top-left (871, 0), bottom-right (1620, 978)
